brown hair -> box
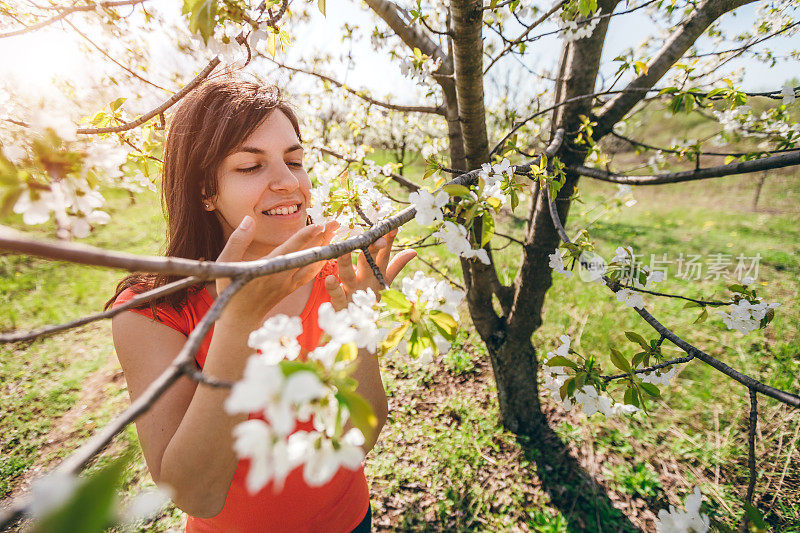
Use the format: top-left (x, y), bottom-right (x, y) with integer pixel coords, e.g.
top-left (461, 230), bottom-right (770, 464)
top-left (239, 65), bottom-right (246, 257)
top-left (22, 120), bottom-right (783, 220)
top-left (104, 76), bottom-right (301, 314)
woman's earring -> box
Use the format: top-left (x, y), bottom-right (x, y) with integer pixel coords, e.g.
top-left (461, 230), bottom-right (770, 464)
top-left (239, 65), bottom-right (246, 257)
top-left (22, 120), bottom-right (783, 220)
top-left (306, 215), bottom-right (312, 226)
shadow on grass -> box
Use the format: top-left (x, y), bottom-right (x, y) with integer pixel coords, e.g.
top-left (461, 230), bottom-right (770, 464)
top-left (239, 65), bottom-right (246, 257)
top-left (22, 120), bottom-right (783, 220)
top-left (519, 422), bottom-right (641, 533)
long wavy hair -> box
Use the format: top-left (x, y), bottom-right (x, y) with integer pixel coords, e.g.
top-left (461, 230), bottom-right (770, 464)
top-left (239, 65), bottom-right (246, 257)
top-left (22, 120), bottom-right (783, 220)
top-left (104, 77), bottom-right (301, 314)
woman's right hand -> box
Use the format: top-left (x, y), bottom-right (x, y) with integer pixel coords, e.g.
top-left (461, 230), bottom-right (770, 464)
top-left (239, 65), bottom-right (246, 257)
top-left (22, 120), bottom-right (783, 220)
top-left (214, 215), bottom-right (339, 327)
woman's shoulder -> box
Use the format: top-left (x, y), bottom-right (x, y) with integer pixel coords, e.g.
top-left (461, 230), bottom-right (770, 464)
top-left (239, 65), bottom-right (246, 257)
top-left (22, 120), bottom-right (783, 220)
top-left (112, 284), bottom-right (208, 336)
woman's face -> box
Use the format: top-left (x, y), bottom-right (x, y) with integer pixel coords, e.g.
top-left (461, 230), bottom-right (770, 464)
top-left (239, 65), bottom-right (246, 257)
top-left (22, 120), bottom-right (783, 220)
top-left (208, 110), bottom-right (311, 260)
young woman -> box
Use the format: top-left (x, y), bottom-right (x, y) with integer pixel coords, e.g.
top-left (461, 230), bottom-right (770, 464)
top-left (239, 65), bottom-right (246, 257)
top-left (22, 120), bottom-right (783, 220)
top-left (106, 77), bottom-right (415, 532)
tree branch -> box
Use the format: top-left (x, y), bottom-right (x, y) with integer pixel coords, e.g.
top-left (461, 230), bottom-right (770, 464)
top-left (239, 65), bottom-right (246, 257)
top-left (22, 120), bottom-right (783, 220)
top-left (569, 150), bottom-right (800, 185)
top-left (75, 57), bottom-right (221, 135)
top-left (64, 18), bottom-right (171, 93)
top-left (363, 0), bottom-right (450, 69)
top-left (0, 275), bottom-right (249, 529)
top-left (268, 59), bottom-right (445, 115)
top-left (593, 0), bottom-right (758, 138)
top-left (0, 0), bottom-right (147, 39)
top-left (318, 147), bottom-right (420, 191)
top-left (0, 276), bottom-right (201, 343)
top-left (540, 150), bottom-right (800, 409)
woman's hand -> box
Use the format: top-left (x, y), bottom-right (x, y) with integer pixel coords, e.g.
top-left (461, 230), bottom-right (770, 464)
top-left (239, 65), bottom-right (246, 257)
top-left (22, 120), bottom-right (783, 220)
top-left (215, 215), bottom-right (339, 326)
top-left (324, 229), bottom-right (417, 311)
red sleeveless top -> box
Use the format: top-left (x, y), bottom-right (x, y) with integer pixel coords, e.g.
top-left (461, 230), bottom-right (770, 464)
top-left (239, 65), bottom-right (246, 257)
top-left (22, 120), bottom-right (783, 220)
top-left (112, 261), bottom-right (370, 533)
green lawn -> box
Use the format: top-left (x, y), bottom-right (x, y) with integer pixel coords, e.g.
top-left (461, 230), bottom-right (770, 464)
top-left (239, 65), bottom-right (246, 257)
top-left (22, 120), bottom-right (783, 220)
top-left (0, 139), bottom-right (798, 531)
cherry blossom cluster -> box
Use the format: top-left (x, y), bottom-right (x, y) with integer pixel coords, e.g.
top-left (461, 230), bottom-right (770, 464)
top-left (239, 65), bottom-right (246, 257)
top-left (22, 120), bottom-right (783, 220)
top-left (307, 166), bottom-right (394, 241)
top-left (717, 277), bottom-right (781, 334)
top-left (654, 487), bottom-right (710, 533)
top-left (540, 335), bottom-right (639, 417)
top-left (226, 291), bottom-right (382, 493)
top-left (408, 158), bottom-right (519, 265)
top-left (382, 272), bottom-right (464, 364)
top-left (556, 9), bottom-right (603, 42)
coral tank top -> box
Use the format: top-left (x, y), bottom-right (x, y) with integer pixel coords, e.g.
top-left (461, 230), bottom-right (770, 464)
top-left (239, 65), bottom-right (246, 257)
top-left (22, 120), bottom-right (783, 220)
top-left (112, 261), bottom-right (369, 532)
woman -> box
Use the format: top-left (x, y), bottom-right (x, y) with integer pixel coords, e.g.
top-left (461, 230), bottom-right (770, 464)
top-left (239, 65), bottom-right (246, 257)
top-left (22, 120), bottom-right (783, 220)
top-left (106, 77), bottom-right (415, 532)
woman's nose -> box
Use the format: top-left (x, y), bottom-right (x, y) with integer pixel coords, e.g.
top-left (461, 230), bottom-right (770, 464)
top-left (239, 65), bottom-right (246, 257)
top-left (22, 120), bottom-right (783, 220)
top-left (267, 163), bottom-right (299, 192)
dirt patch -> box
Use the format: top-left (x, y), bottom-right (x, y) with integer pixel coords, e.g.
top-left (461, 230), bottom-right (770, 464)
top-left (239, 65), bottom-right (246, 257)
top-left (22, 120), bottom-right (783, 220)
top-left (7, 356), bottom-right (126, 501)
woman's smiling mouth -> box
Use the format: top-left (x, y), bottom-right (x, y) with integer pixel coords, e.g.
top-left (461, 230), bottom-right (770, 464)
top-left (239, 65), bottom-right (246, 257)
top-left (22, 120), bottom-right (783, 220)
top-left (262, 203), bottom-right (301, 216)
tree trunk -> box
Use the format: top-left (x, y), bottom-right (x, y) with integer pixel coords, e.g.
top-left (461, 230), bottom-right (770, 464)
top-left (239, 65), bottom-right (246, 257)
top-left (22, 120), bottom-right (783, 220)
top-left (486, 334), bottom-right (547, 435)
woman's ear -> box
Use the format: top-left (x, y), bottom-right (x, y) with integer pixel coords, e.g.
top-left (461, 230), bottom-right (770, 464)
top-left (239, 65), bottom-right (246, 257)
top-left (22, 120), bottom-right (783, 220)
top-left (201, 186), bottom-right (215, 211)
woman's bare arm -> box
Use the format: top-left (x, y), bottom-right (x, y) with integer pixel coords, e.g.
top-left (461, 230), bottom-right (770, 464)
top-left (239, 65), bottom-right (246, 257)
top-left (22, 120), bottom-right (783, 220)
top-left (112, 311), bottom-right (251, 518)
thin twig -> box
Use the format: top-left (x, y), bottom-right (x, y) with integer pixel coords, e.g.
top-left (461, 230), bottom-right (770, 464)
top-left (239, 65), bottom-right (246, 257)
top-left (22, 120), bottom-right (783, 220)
top-left (542, 128), bottom-right (800, 409)
top-left (615, 283), bottom-right (730, 307)
top-left (0, 275), bottom-right (249, 529)
top-left (0, 0), bottom-right (147, 39)
top-left (0, 276), bottom-right (201, 343)
top-left (603, 355), bottom-right (695, 382)
top-left (571, 150), bottom-right (800, 185)
top-left (75, 57), bottom-right (221, 135)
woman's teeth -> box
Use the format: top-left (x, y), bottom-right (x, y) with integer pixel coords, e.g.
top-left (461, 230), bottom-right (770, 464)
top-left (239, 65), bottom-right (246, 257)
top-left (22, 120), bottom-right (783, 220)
top-left (264, 204), bottom-right (299, 216)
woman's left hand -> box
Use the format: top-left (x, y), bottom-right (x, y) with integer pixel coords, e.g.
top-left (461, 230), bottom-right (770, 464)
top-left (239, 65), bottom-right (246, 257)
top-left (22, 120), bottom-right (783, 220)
top-left (324, 229), bottom-right (417, 311)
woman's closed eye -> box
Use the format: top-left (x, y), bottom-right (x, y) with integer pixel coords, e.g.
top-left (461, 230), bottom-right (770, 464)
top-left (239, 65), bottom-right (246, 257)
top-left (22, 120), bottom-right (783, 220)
top-left (237, 162), bottom-right (302, 173)
top-left (237, 165), bottom-right (261, 173)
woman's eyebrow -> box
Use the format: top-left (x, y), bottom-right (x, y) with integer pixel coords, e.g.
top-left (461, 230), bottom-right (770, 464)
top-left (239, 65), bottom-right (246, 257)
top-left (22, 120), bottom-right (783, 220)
top-left (236, 144), bottom-right (303, 155)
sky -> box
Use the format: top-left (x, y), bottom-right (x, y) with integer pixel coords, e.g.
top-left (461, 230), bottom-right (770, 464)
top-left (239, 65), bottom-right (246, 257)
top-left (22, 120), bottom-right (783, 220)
top-left (0, 1), bottom-right (796, 109)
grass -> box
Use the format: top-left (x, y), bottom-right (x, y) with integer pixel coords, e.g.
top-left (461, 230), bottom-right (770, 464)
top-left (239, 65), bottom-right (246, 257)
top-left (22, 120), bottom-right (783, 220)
top-left (0, 122), bottom-right (798, 531)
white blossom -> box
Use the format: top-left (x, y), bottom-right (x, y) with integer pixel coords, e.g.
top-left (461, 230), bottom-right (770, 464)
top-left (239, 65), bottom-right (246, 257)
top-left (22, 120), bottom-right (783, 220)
top-left (781, 84), bottom-right (796, 106)
top-left (28, 471), bottom-right (78, 519)
top-left (120, 487), bottom-right (173, 523)
top-left (409, 189), bottom-right (448, 226)
top-left (400, 271), bottom-right (465, 321)
top-left (548, 250), bottom-right (573, 277)
top-left (232, 419), bottom-right (302, 493)
top-left (248, 315), bottom-right (303, 364)
top-left (557, 9), bottom-right (603, 42)
top-left (433, 221), bottom-right (490, 264)
top-left (291, 429), bottom-right (365, 487)
top-left (1, 144), bottom-right (26, 164)
top-left (655, 487), bottom-right (710, 533)
top-left (13, 188), bottom-right (55, 225)
top-left (717, 299), bottom-right (780, 334)
top-left (639, 364), bottom-right (680, 385)
top-left (318, 289), bottom-right (380, 352)
top-left (616, 288), bottom-right (645, 309)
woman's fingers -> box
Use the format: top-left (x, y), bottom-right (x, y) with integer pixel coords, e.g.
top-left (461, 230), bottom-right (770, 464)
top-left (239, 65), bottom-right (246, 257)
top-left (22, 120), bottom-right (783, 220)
top-left (385, 249), bottom-right (417, 284)
top-left (337, 252), bottom-right (357, 289)
top-left (324, 275), bottom-right (349, 311)
top-left (373, 229), bottom-right (398, 270)
top-left (216, 215), bottom-right (255, 263)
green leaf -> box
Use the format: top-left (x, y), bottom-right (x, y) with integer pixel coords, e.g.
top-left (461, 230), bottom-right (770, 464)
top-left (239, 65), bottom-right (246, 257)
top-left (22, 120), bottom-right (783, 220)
top-left (184, 0), bottom-right (218, 44)
top-left (381, 289), bottom-right (412, 312)
top-left (624, 386), bottom-right (639, 407)
top-left (108, 97), bottom-right (126, 112)
top-left (743, 502), bottom-right (767, 531)
top-left (335, 342), bottom-right (358, 364)
top-left (382, 322), bottom-right (409, 351)
top-left (693, 306), bottom-right (708, 324)
top-left (336, 389), bottom-right (377, 441)
top-left (428, 310), bottom-right (458, 340)
top-left (317, 0), bottom-right (326, 15)
top-left (0, 186), bottom-right (23, 217)
top-left (441, 184), bottom-right (470, 197)
top-left (640, 382), bottom-right (661, 398)
top-left (625, 331), bottom-right (649, 350)
top-left (545, 356), bottom-right (578, 370)
top-left (34, 452), bottom-right (131, 533)
top-left (480, 212), bottom-right (495, 247)
top-left (609, 347), bottom-right (632, 373)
